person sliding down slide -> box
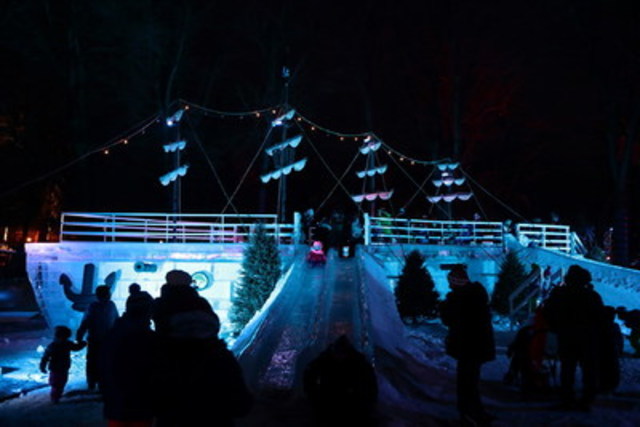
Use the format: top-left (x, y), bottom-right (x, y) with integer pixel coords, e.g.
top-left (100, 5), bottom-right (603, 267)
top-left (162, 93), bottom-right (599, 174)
top-left (307, 241), bottom-right (327, 267)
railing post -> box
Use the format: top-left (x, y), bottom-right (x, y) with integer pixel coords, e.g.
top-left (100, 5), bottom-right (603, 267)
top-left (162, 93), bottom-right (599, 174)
top-left (293, 211), bottom-right (301, 244)
top-left (60, 213), bottom-right (66, 242)
top-left (364, 213), bottom-right (371, 246)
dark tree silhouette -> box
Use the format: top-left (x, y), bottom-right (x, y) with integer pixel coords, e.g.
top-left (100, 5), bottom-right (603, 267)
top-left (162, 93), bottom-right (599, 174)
top-left (394, 250), bottom-right (440, 323)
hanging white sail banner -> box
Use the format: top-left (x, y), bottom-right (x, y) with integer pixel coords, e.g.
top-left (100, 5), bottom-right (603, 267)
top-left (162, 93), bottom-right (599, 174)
top-left (454, 177), bottom-right (466, 186)
top-left (265, 135), bottom-right (303, 156)
top-left (260, 174), bottom-right (271, 184)
top-left (359, 141), bottom-right (382, 155)
top-left (427, 194), bottom-right (442, 203)
top-left (378, 190), bottom-right (394, 200)
top-left (443, 193), bottom-right (458, 203)
top-left (271, 109), bottom-right (296, 127)
top-left (163, 140), bottom-right (187, 153)
top-left (442, 176), bottom-right (455, 186)
top-left (456, 192), bottom-right (473, 201)
top-left (159, 165), bottom-right (189, 186)
top-left (351, 189), bottom-right (394, 203)
top-left (260, 158), bottom-right (308, 183)
top-left (432, 179), bottom-right (443, 187)
top-left (437, 162), bottom-right (460, 171)
top-left (356, 164), bottom-right (388, 178)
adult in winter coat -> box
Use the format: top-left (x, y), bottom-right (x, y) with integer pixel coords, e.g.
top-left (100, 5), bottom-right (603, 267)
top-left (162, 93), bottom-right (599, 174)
top-left (439, 264), bottom-right (495, 426)
top-left (303, 335), bottom-right (378, 425)
top-left (152, 270), bottom-right (253, 426)
top-left (543, 264), bottom-right (604, 410)
top-left (76, 284), bottom-right (119, 391)
top-left (102, 292), bottom-right (158, 426)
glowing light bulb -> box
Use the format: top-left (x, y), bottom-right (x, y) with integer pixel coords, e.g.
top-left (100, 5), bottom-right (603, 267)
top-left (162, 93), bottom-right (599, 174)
top-left (104, 149), bottom-right (110, 155)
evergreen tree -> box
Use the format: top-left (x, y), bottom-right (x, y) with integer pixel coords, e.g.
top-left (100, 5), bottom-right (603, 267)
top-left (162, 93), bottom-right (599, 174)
top-left (229, 223), bottom-right (282, 334)
top-left (394, 250), bottom-right (440, 323)
top-left (491, 250), bottom-right (527, 316)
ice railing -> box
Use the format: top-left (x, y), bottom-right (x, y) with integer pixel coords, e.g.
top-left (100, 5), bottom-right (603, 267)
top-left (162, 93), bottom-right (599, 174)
top-left (60, 212), bottom-right (579, 254)
top-left (365, 215), bottom-right (580, 254)
top-left (514, 223), bottom-right (581, 254)
top-left (364, 215), bottom-right (505, 247)
top-left (60, 212), bottom-right (300, 244)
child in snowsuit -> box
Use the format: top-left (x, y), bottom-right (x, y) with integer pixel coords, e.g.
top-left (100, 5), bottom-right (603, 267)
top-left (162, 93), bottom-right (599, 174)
top-left (40, 325), bottom-right (86, 403)
top-left (504, 308), bottom-right (550, 394)
top-left (617, 306), bottom-right (640, 357)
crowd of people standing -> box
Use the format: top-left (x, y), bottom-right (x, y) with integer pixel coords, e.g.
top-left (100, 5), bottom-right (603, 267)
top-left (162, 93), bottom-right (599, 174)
top-left (41, 270), bottom-right (253, 426)
top-left (37, 258), bottom-right (640, 426)
top-left (439, 262), bottom-right (634, 426)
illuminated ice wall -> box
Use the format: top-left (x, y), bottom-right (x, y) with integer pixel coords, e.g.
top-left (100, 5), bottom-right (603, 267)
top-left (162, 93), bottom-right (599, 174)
top-left (25, 241), bottom-right (297, 337)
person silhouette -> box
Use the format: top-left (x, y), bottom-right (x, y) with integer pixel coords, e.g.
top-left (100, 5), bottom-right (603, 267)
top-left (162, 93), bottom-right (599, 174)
top-left (303, 335), bottom-right (378, 426)
top-left (152, 270), bottom-right (253, 426)
top-left (40, 326), bottom-right (86, 403)
top-left (439, 264), bottom-right (496, 426)
top-left (543, 265), bottom-right (604, 411)
top-left (76, 284), bottom-right (119, 391)
top-left (102, 290), bottom-right (157, 426)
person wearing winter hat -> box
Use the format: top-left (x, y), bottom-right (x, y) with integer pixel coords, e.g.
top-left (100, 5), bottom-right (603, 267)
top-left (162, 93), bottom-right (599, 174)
top-left (151, 270), bottom-right (253, 426)
top-left (152, 270), bottom-right (219, 336)
top-left (440, 264), bottom-right (496, 426)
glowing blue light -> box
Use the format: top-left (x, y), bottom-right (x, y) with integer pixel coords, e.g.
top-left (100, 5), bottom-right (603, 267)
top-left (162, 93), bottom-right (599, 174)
top-left (166, 109), bottom-right (184, 127)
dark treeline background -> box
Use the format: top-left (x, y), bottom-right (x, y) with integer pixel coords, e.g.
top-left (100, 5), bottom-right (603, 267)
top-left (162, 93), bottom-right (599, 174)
top-left (1, 1), bottom-right (640, 264)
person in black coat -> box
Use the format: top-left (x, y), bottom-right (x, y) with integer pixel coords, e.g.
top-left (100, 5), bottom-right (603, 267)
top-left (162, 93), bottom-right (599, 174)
top-left (543, 264), bottom-right (604, 411)
top-left (102, 291), bottom-right (157, 426)
top-left (152, 269), bottom-right (253, 427)
top-left (303, 335), bottom-right (378, 426)
top-left (439, 264), bottom-right (495, 426)
top-left (76, 284), bottom-right (119, 391)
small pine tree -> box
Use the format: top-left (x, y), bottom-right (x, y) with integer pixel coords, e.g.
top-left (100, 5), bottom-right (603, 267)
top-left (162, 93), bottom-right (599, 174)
top-left (229, 223), bottom-right (282, 334)
top-left (394, 250), bottom-right (440, 323)
top-left (491, 251), bottom-right (527, 316)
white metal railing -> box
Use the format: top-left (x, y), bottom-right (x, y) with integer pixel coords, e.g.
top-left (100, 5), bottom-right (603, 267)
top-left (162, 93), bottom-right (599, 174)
top-left (58, 212), bottom-right (576, 254)
top-left (365, 215), bottom-right (504, 246)
top-left (60, 212), bottom-right (299, 244)
top-left (515, 223), bottom-right (572, 253)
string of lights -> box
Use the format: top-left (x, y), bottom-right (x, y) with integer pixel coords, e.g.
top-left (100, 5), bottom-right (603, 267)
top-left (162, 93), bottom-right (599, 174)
top-left (1, 99), bottom-right (455, 207)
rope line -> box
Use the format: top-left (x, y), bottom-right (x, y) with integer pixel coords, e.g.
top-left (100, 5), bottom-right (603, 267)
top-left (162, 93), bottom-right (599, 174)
top-left (461, 168), bottom-right (528, 222)
top-left (185, 115), bottom-right (238, 214)
top-left (221, 126), bottom-right (274, 214)
top-left (294, 121), bottom-right (359, 213)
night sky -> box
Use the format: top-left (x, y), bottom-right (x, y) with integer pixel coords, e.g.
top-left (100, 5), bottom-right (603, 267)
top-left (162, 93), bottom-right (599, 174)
top-left (1, 1), bottom-right (640, 254)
